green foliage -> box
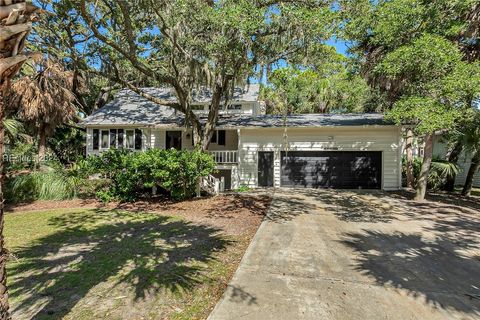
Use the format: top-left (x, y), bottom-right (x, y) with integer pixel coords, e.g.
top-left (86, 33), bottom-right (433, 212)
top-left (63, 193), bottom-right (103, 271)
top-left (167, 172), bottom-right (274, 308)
top-left (262, 63), bottom-right (370, 115)
top-left (379, 34), bottom-right (465, 134)
top-left (235, 185), bottom-right (251, 193)
top-left (47, 126), bottom-right (86, 164)
top-left (429, 159), bottom-right (460, 190)
top-left (6, 170), bottom-right (80, 203)
top-left (86, 149), bottom-right (216, 202)
top-left (402, 156), bottom-right (459, 190)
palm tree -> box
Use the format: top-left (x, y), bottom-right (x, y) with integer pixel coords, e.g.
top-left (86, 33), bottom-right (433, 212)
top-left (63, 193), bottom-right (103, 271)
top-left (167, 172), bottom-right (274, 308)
top-left (8, 59), bottom-right (78, 162)
top-left (0, 1), bottom-right (41, 317)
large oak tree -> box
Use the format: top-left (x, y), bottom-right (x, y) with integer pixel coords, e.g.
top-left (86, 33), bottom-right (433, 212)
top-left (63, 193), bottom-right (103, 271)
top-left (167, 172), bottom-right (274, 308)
top-left (67, 0), bottom-right (335, 150)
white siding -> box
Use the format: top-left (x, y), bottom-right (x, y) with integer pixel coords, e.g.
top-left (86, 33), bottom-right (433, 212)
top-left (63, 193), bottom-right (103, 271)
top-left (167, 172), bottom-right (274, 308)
top-left (455, 158), bottom-right (480, 187)
top-left (237, 126), bottom-right (402, 190)
top-left (433, 135), bottom-right (480, 187)
top-left (151, 129), bottom-right (166, 149)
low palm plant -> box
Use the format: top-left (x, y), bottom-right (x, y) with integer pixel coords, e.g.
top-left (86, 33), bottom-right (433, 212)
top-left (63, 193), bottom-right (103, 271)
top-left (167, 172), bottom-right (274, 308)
top-left (429, 159), bottom-right (460, 191)
top-left (6, 169), bottom-right (80, 203)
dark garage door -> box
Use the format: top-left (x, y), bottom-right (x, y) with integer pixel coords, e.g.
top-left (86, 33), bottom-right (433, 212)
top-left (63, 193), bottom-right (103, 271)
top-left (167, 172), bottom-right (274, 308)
top-left (281, 151), bottom-right (382, 189)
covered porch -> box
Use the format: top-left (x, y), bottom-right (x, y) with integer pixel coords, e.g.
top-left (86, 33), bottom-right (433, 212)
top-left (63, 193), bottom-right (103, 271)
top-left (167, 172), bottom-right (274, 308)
top-left (150, 128), bottom-right (239, 164)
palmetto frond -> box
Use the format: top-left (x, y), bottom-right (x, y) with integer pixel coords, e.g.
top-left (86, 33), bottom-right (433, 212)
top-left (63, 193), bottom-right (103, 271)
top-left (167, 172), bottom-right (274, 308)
top-left (430, 158), bottom-right (460, 179)
top-left (3, 119), bottom-right (32, 144)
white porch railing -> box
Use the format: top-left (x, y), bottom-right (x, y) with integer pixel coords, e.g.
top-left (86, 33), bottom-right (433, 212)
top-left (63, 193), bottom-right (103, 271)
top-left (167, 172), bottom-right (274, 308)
top-left (209, 150), bottom-right (238, 164)
top-left (200, 174), bottom-right (225, 195)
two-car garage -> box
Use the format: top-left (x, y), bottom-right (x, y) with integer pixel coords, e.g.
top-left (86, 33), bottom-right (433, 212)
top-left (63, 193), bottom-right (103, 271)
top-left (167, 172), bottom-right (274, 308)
top-left (236, 119), bottom-right (401, 191)
top-left (280, 151), bottom-right (382, 189)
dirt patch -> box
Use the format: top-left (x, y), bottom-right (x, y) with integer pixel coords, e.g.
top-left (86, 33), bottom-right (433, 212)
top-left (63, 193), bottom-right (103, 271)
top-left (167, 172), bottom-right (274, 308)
top-left (5, 198), bottom-right (101, 213)
top-left (6, 193), bottom-right (272, 237)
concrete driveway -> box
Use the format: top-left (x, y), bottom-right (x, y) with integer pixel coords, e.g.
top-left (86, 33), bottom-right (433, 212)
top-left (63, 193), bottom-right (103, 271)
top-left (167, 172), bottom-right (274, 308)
top-left (208, 188), bottom-right (480, 320)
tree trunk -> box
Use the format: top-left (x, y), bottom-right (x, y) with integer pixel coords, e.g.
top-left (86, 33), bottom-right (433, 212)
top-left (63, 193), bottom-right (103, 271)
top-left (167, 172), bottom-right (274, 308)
top-left (0, 85), bottom-right (10, 320)
top-left (461, 151), bottom-right (480, 197)
top-left (414, 133), bottom-right (434, 201)
top-left (38, 126), bottom-right (46, 164)
top-left (444, 140), bottom-right (463, 192)
top-left (405, 128), bottom-right (414, 188)
top-left (0, 2), bottom-right (39, 318)
top-left (201, 80), bottom-right (227, 151)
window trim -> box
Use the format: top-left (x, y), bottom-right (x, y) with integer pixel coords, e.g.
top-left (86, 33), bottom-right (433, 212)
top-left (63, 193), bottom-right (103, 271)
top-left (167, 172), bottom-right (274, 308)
top-left (93, 128), bottom-right (142, 151)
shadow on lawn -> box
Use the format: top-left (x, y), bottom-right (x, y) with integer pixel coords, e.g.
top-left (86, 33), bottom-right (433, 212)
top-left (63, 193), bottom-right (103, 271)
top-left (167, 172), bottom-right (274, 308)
top-left (10, 209), bottom-right (230, 319)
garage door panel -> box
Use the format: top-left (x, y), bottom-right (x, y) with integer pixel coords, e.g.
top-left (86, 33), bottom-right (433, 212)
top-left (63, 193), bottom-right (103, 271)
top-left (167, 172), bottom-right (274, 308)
top-left (281, 151), bottom-right (381, 189)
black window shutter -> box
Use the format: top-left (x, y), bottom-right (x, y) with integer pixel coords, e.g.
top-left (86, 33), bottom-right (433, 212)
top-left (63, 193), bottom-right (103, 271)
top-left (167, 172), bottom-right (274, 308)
top-left (218, 130), bottom-right (226, 146)
top-left (93, 129), bottom-right (99, 150)
top-left (110, 129), bottom-right (117, 148)
top-left (135, 129), bottom-right (142, 150)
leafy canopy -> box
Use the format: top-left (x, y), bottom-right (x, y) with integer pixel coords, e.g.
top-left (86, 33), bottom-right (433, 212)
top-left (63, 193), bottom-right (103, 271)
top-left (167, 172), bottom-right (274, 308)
top-left (377, 34), bottom-right (465, 134)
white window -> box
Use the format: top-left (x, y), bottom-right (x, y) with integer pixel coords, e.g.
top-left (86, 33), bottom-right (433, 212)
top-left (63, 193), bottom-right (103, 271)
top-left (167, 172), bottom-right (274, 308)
top-left (92, 128), bottom-right (142, 151)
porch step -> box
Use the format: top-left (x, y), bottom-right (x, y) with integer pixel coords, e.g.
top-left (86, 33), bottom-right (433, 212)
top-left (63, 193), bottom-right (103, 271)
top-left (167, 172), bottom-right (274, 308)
top-left (200, 174), bottom-right (225, 195)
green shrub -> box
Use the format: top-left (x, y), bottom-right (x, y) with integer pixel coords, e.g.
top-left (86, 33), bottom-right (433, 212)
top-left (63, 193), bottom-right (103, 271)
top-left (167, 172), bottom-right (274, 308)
top-left (86, 149), bottom-right (216, 202)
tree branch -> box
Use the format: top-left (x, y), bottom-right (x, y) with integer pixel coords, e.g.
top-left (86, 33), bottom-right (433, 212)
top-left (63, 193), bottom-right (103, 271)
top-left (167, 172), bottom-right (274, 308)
top-left (78, 0), bottom-right (174, 85)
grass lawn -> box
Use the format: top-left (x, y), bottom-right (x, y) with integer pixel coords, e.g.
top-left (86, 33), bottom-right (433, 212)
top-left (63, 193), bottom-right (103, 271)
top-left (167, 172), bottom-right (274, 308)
top-left (5, 195), bottom-right (270, 320)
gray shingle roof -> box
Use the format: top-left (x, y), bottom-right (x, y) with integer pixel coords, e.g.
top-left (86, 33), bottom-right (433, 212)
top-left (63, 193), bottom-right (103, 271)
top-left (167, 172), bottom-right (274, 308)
top-left (83, 85), bottom-right (260, 126)
top-left (83, 86), bottom-right (393, 128)
top-left (216, 113), bottom-right (392, 128)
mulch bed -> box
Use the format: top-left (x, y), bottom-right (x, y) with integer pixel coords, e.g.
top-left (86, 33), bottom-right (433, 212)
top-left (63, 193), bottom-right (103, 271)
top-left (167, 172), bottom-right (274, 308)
top-left (6, 193), bottom-right (273, 237)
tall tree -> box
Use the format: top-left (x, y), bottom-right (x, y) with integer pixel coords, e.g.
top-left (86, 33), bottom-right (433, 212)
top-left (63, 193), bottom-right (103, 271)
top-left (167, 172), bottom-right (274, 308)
top-left (0, 1), bottom-right (41, 318)
top-left (340, 0), bottom-right (480, 198)
top-left (261, 52), bottom-right (370, 115)
top-left (442, 61), bottom-right (480, 191)
top-left (378, 35), bottom-right (464, 200)
top-left (67, 0), bottom-right (335, 150)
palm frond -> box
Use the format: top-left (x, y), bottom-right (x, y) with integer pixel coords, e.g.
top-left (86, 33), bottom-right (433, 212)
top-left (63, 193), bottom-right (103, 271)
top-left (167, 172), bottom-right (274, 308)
top-left (3, 119), bottom-right (32, 144)
top-left (430, 158), bottom-right (460, 179)
top-left (7, 59), bottom-right (79, 135)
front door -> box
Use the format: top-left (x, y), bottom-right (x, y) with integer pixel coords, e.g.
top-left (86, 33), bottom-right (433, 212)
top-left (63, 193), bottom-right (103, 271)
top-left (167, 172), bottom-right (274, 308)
top-left (166, 131), bottom-right (182, 150)
top-left (258, 151), bottom-right (274, 187)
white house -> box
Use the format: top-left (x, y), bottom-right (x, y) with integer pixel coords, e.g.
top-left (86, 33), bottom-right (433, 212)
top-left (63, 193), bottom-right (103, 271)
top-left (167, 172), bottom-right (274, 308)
top-left (83, 85), bottom-right (403, 191)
